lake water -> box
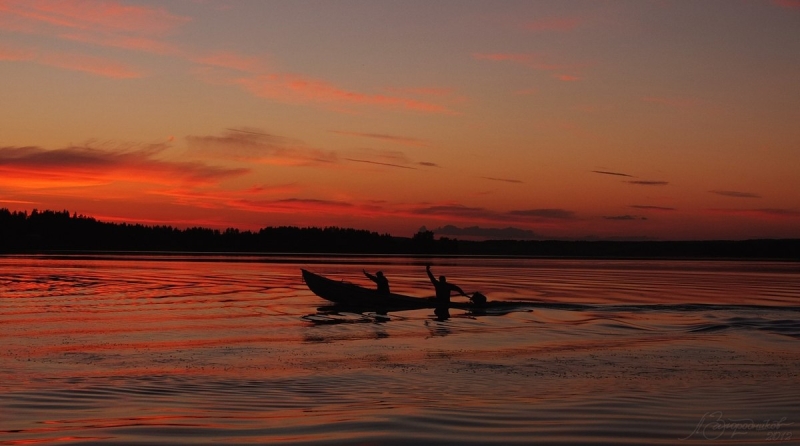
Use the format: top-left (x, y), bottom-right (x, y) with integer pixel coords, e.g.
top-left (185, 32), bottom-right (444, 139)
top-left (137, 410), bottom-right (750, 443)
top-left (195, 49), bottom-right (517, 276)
top-left (1, 255), bottom-right (798, 445)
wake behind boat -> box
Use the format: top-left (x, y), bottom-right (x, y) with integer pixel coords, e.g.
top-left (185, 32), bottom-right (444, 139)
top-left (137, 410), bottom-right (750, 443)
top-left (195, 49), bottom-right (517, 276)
top-left (301, 269), bottom-right (528, 313)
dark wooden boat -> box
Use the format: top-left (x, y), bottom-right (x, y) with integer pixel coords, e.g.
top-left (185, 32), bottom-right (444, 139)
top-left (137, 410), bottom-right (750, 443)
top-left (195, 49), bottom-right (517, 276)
top-left (301, 269), bottom-right (528, 312)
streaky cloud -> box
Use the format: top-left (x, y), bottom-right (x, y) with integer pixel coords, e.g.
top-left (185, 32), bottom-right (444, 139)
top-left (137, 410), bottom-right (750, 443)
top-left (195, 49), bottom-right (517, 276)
top-left (0, 43), bottom-right (143, 78)
top-left (508, 209), bottom-right (576, 219)
top-left (330, 130), bottom-right (428, 147)
top-left (631, 205), bottom-right (675, 211)
top-left (710, 190), bottom-right (761, 199)
top-left (236, 74), bottom-right (455, 114)
top-left (626, 180), bottom-right (669, 186)
top-left (194, 51), bottom-right (264, 72)
top-left (187, 128), bottom-right (337, 165)
top-left (0, 1), bottom-right (190, 36)
top-left (345, 158), bottom-right (417, 170)
top-left (592, 170), bottom-right (633, 178)
top-left (604, 215), bottom-right (648, 221)
top-left (0, 44), bottom-right (35, 61)
top-left (751, 208), bottom-right (799, 217)
top-left (0, 145), bottom-right (247, 187)
top-left (707, 208), bottom-right (800, 219)
top-left (274, 198), bottom-right (353, 208)
top-left (37, 51), bottom-right (143, 78)
top-left (414, 204), bottom-right (488, 217)
top-left (418, 161), bottom-right (440, 168)
top-left (482, 177), bottom-right (523, 184)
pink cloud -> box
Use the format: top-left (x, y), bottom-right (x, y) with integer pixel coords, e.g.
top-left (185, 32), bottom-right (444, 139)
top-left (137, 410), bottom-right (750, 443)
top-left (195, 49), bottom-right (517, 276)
top-left (386, 87), bottom-right (455, 97)
top-left (60, 32), bottom-right (180, 55)
top-left (236, 74), bottom-right (455, 114)
top-left (772, 0), bottom-right (800, 9)
top-left (525, 17), bottom-right (582, 32)
top-left (472, 52), bottom-right (565, 71)
top-left (0, 42), bottom-right (142, 78)
top-left (0, 43), bottom-right (35, 60)
top-left (194, 51), bottom-right (266, 73)
top-left (0, 1), bottom-right (188, 61)
top-left (37, 51), bottom-right (142, 78)
top-left (0, 0), bottom-right (190, 35)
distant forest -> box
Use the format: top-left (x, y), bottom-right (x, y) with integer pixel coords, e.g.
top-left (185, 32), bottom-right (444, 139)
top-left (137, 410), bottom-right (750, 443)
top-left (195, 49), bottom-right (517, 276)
top-left (1, 209), bottom-right (798, 260)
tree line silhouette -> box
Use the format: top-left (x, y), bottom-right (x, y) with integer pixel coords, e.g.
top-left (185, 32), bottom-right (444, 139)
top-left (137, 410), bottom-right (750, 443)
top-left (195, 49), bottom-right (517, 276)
top-left (1, 208), bottom-right (797, 259)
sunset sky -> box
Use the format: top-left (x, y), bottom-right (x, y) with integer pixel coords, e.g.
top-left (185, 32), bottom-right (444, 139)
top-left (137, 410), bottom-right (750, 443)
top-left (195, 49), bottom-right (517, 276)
top-left (1, 0), bottom-right (799, 240)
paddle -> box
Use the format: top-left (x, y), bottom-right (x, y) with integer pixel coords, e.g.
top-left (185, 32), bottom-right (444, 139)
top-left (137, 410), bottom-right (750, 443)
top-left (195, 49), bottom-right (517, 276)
top-left (469, 291), bottom-right (487, 306)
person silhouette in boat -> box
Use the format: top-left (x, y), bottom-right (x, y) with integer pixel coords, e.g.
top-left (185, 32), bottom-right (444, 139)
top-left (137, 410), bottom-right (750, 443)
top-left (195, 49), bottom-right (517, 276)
top-left (426, 265), bottom-right (468, 319)
top-left (363, 269), bottom-right (390, 294)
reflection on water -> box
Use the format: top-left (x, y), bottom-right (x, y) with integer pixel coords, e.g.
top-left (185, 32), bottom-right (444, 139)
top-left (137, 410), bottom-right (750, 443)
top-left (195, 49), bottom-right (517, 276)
top-left (1, 256), bottom-right (799, 445)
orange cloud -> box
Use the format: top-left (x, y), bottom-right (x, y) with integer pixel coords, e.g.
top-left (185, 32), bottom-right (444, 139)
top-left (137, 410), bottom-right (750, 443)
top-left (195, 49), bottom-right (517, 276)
top-left (148, 184), bottom-right (302, 212)
top-left (220, 197), bottom-right (360, 217)
top-left (0, 145), bottom-right (248, 189)
top-left (0, 198), bottom-right (36, 204)
top-left (235, 74), bottom-right (455, 114)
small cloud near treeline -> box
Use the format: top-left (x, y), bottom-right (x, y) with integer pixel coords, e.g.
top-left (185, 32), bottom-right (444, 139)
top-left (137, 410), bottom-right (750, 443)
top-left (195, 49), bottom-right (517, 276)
top-left (432, 225), bottom-right (540, 240)
top-left (508, 208), bottom-right (576, 219)
top-left (631, 205), bottom-right (675, 211)
top-left (604, 215), bottom-right (648, 221)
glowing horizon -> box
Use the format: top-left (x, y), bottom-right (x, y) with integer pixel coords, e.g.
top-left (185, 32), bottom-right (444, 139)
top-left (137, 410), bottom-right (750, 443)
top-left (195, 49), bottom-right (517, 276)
top-left (1, 0), bottom-right (799, 240)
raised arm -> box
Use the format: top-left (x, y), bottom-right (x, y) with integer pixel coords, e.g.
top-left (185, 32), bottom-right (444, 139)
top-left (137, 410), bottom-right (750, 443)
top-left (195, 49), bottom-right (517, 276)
top-left (425, 265), bottom-right (437, 285)
top-left (363, 269), bottom-right (377, 283)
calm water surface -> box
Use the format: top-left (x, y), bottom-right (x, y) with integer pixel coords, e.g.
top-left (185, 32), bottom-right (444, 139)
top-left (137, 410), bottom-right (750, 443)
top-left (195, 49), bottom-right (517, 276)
top-left (1, 255), bottom-right (798, 445)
